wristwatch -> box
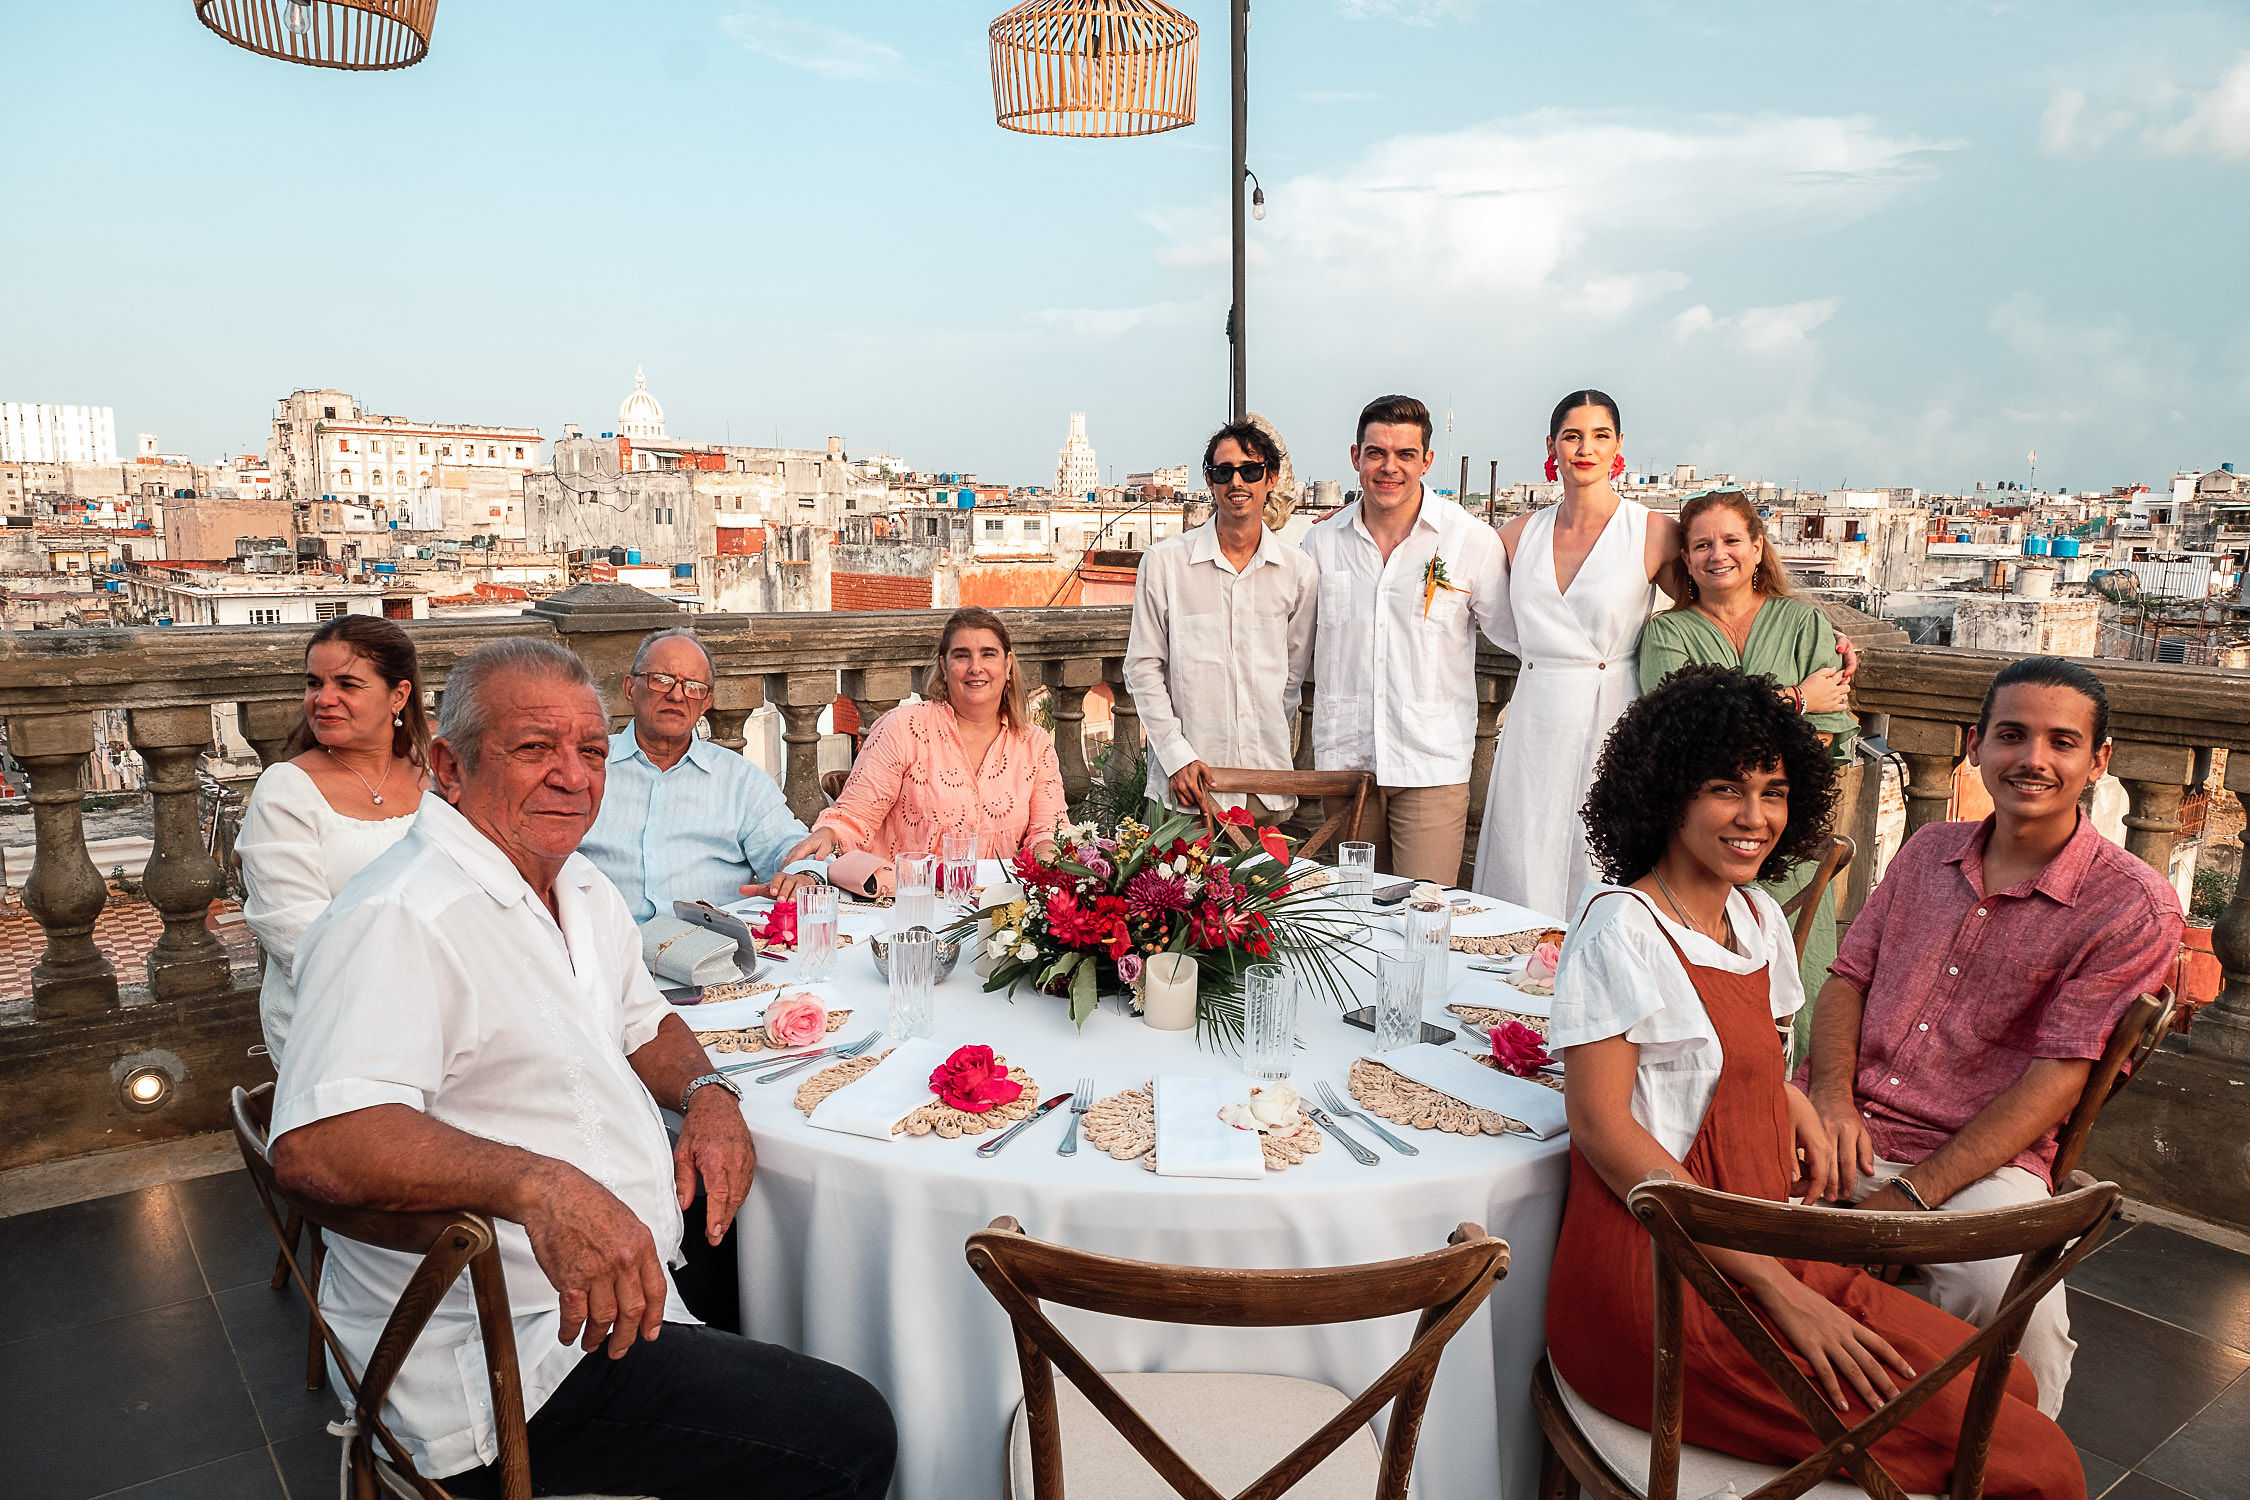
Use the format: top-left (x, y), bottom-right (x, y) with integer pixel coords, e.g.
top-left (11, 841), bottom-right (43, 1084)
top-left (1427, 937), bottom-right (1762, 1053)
top-left (679, 1071), bottom-right (743, 1115)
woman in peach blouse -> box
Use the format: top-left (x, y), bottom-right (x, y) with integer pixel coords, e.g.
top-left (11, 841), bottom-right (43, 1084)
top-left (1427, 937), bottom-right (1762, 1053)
top-left (789, 608), bottom-right (1066, 888)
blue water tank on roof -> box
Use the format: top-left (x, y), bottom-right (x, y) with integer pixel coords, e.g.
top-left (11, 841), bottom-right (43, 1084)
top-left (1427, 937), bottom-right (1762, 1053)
top-left (626, 548), bottom-right (642, 565)
top-left (2024, 535), bottom-right (2050, 555)
top-left (2053, 537), bottom-right (2081, 558)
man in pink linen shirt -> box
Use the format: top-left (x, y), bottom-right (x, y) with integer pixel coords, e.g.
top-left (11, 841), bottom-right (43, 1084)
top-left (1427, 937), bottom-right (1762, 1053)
top-left (1803, 656), bottom-right (2182, 1416)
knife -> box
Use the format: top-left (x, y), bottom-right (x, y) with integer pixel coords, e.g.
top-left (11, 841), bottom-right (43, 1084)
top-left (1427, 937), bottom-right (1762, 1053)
top-left (1304, 1105), bottom-right (1380, 1166)
top-left (976, 1093), bottom-right (1077, 1158)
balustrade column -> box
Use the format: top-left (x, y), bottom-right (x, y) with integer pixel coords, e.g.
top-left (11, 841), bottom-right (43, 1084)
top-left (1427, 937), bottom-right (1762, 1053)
top-left (1889, 717), bottom-right (1962, 839)
top-left (127, 707), bottom-right (230, 999)
top-left (2110, 741), bottom-right (2195, 877)
top-left (6, 713), bottom-right (116, 1018)
top-left (1292, 682), bottom-right (1317, 773)
top-left (1102, 659), bottom-right (1141, 764)
top-left (704, 675), bottom-right (763, 755)
top-left (1041, 658), bottom-right (1102, 803)
top-left (764, 671), bottom-right (835, 825)
top-left (235, 700), bottom-right (300, 767)
top-left (840, 666), bottom-right (912, 753)
top-left (2191, 751), bottom-right (2250, 1063)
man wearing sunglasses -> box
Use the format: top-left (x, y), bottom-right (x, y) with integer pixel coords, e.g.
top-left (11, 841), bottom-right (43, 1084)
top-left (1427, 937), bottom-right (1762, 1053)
top-left (1124, 420), bottom-right (1317, 819)
top-left (580, 626), bottom-right (824, 926)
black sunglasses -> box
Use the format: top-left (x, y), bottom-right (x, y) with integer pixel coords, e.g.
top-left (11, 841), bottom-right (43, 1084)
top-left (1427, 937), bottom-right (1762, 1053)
top-left (1205, 461), bottom-right (1269, 483)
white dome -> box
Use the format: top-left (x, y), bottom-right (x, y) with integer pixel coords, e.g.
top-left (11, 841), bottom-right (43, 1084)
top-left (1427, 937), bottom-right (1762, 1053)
top-left (618, 366), bottom-right (666, 439)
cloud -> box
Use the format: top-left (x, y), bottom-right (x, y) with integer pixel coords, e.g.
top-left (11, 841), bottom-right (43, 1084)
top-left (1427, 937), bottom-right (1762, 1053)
top-left (1168, 110), bottom-right (1942, 295)
top-left (1671, 298), bottom-right (1838, 355)
top-left (2147, 52), bottom-right (2250, 159)
top-left (718, 7), bottom-right (902, 81)
top-left (1564, 270), bottom-right (1691, 318)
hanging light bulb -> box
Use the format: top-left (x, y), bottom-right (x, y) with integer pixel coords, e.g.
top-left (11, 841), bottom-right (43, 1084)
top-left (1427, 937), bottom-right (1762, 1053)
top-left (286, 0), bottom-right (311, 38)
top-left (1251, 184), bottom-right (1266, 221)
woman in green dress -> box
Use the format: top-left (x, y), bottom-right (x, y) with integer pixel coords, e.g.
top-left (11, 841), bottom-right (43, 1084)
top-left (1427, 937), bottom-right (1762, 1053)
top-left (1639, 491), bottom-right (1857, 1056)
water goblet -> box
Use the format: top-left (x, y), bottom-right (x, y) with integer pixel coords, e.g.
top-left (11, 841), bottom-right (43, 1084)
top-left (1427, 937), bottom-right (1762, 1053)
top-left (1241, 963), bottom-right (1297, 1081)
top-left (887, 925), bottom-right (936, 1041)
top-left (940, 833), bottom-right (979, 906)
top-left (1402, 900), bottom-right (1452, 1002)
top-left (893, 852), bottom-right (937, 932)
top-left (796, 884), bottom-right (839, 983)
top-left (1375, 952), bottom-right (1426, 1052)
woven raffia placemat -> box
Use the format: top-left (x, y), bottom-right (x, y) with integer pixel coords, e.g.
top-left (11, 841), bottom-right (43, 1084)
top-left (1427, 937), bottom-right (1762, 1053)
top-left (1082, 1084), bottom-right (1324, 1171)
top-left (791, 1051), bottom-right (1039, 1138)
top-left (1347, 1057), bottom-right (1536, 1137)
top-left (1451, 925), bottom-right (1564, 957)
top-left (696, 1007), bottom-right (854, 1055)
top-left (1446, 1002), bottom-right (1551, 1040)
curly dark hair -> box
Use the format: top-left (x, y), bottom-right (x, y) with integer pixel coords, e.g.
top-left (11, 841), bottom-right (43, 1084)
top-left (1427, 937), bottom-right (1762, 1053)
top-left (1582, 664), bottom-right (1840, 887)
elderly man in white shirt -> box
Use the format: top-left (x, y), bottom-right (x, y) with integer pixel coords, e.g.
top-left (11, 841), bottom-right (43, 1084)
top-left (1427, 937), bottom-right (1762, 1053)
top-left (1301, 394), bottom-right (1510, 884)
top-left (271, 638), bottom-right (894, 1500)
top-left (1124, 421), bottom-right (1317, 818)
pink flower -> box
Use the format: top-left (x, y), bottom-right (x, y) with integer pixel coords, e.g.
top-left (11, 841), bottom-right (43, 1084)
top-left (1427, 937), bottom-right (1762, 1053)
top-left (750, 898), bottom-right (798, 949)
top-left (1116, 952), bottom-right (1143, 984)
top-left (1525, 941), bottom-right (1561, 985)
top-left (1490, 1021), bottom-right (1555, 1078)
top-left (1124, 871), bottom-right (1189, 917)
top-left (762, 994), bottom-right (828, 1048)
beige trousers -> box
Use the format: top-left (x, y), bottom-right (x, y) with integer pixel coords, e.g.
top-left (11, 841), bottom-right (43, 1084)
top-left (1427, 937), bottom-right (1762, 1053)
top-left (1364, 783), bottom-right (1472, 886)
top-left (1853, 1158), bottom-right (2074, 1417)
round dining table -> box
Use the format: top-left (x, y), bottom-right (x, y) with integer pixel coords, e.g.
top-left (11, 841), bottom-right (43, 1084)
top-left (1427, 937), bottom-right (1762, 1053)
top-left (702, 882), bottom-right (1571, 1500)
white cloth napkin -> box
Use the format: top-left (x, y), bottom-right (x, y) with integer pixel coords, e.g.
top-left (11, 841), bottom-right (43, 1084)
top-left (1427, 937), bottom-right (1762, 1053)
top-left (1153, 1075), bottom-right (1267, 1180)
top-left (1376, 1043), bottom-right (1570, 1140)
top-left (807, 1038), bottom-right (949, 1142)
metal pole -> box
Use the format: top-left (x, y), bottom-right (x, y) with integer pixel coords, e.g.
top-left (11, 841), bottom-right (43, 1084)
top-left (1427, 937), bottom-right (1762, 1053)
top-left (1487, 460), bottom-right (1498, 526)
top-left (1458, 456), bottom-right (1469, 509)
top-left (1229, 0), bottom-right (1248, 422)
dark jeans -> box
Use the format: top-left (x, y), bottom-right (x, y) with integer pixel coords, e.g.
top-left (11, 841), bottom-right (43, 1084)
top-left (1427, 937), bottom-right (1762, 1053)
top-left (670, 1188), bottom-right (742, 1335)
top-left (445, 1324), bottom-right (895, 1500)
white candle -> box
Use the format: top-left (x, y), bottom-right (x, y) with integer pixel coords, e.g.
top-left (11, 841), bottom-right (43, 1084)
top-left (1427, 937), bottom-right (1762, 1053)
top-left (1141, 953), bottom-right (1198, 1031)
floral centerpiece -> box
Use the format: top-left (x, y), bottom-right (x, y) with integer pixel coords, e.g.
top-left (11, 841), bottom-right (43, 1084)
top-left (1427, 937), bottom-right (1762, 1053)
top-left (946, 807), bottom-right (1369, 1042)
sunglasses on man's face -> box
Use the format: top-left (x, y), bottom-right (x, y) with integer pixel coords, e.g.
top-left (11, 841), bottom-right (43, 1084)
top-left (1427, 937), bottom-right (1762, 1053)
top-left (1205, 461), bottom-right (1269, 484)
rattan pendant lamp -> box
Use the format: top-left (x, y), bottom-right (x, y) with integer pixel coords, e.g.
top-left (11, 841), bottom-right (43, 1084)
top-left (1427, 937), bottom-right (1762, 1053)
top-left (989, 0), bottom-right (1199, 138)
top-left (194, 0), bottom-right (437, 70)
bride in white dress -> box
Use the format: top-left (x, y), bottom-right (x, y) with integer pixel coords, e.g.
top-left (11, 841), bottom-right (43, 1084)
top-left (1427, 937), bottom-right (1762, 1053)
top-left (1471, 391), bottom-right (1679, 918)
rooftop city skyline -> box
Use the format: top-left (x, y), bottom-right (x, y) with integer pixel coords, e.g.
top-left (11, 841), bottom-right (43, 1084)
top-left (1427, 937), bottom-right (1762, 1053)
top-left (3, 2), bottom-right (2246, 494)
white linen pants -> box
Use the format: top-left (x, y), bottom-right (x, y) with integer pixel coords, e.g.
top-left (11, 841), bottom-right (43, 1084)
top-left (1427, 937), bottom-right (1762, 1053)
top-left (1853, 1159), bottom-right (2074, 1417)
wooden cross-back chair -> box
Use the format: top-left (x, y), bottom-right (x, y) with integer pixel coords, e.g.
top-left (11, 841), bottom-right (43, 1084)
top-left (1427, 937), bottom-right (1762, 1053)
top-left (1192, 769), bottom-right (1375, 864)
top-left (1534, 1175), bottom-right (2121, 1500)
top-left (966, 1216), bottom-right (1508, 1500)
top-left (1780, 834), bottom-right (1856, 964)
top-left (232, 1084), bottom-right (642, 1500)
top-left (2050, 988), bottom-right (2175, 1186)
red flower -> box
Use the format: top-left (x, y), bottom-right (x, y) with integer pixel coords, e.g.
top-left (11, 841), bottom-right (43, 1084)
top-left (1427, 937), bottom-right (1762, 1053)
top-left (750, 898), bottom-right (797, 949)
top-left (1490, 1021), bottom-right (1556, 1078)
top-left (928, 1044), bottom-right (1025, 1114)
top-left (1216, 805), bottom-right (1254, 828)
top-left (1188, 899), bottom-right (1252, 950)
top-left (1013, 849), bottom-right (1072, 890)
top-left (1046, 891), bottom-right (1132, 957)
top-left (1257, 825), bottom-right (1292, 868)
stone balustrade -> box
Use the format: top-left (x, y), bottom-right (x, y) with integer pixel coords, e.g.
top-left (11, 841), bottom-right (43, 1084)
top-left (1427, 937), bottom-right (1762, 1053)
top-left (1, 589), bottom-right (2246, 1179)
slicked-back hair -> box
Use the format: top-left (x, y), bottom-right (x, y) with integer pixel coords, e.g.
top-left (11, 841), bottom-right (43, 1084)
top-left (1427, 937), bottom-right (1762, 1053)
top-left (1201, 421), bottom-right (1281, 473)
top-left (436, 638), bottom-right (598, 773)
top-left (1549, 389), bottom-right (1622, 438)
top-left (1978, 655), bottom-right (2109, 747)
top-left (1582, 664), bottom-right (1840, 887)
top-left (1354, 394), bottom-right (1433, 450)
top-left (280, 613), bottom-right (432, 767)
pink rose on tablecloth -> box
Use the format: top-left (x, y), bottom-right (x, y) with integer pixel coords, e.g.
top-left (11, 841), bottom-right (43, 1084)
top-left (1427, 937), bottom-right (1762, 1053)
top-left (1490, 1020), bottom-right (1556, 1077)
top-left (762, 994), bottom-right (828, 1048)
top-left (1525, 941), bottom-right (1561, 986)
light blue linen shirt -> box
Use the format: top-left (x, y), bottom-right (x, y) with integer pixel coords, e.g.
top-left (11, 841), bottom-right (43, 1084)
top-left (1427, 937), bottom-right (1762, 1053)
top-left (580, 728), bottom-right (815, 922)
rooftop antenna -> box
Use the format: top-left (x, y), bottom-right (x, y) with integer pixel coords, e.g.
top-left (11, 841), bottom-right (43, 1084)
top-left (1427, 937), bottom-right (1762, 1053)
top-left (2027, 449), bottom-right (2038, 488)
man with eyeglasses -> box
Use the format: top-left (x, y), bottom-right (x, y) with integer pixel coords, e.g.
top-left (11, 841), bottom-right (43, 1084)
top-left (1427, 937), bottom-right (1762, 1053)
top-left (580, 626), bottom-right (823, 925)
top-left (1124, 420), bottom-right (1317, 819)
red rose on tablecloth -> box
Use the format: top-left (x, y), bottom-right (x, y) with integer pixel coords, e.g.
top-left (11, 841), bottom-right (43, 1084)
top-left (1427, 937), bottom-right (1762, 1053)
top-left (1490, 1020), bottom-right (1555, 1077)
top-left (750, 898), bottom-right (798, 949)
top-left (928, 1044), bottom-right (1025, 1114)
top-left (762, 994), bottom-right (827, 1048)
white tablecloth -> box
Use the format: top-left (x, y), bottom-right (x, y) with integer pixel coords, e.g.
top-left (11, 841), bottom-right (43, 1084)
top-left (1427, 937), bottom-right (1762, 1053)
top-left (705, 889), bottom-right (1569, 1500)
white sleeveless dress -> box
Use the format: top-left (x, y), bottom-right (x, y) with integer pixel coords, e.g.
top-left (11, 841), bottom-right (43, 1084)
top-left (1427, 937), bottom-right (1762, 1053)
top-left (1471, 499), bottom-right (1661, 918)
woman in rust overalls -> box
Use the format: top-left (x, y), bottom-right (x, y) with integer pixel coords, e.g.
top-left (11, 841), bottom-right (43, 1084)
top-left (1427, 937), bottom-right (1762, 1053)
top-left (1544, 665), bottom-right (2082, 1500)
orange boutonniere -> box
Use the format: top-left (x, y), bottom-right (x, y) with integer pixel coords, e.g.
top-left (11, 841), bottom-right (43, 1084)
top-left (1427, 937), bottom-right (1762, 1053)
top-left (1422, 555), bottom-right (1467, 618)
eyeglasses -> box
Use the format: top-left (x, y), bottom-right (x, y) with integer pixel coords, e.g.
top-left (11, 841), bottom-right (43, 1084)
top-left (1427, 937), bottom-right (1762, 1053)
top-left (1205, 461), bottom-right (1269, 484)
top-left (638, 671), bottom-right (712, 700)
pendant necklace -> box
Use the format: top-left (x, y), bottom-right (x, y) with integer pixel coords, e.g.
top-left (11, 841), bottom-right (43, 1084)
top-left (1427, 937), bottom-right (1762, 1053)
top-left (1652, 867), bottom-right (1731, 948)
top-left (327, 746), bottom-right (395, 807)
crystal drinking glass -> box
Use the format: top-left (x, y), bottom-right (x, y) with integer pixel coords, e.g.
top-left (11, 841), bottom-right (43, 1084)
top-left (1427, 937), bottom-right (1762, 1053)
top-left (887, 925), bottom-right (936, 1041)
top-left (796, 884), bottom-right (839, 983)
top-left (893, 853), bottom-right (937, 932)
top-left (1241, 963), bottom-right (1298, 1081)
top-left (1338, 841), bottom-right (1377, 919)
top-left (1375, 952), bottom-right (1427, 1052)
top-left (1402, 900), bottom-right (1452, 1003)
top-left (940, 833), bottom-right (979, 906)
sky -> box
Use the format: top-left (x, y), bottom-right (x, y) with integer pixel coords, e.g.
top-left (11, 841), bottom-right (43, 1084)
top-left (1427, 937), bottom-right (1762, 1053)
top-left (3, 0), bottom-right (2248, 494)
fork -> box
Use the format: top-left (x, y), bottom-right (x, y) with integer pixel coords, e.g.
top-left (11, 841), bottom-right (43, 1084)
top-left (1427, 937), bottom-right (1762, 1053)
top-left (1057, 1077), bottom-right (1093, 1156)
top-left (749, 1031), bottom-right (879, 1085)
top-left (1315, 1080), bottom-right (1418, 1157)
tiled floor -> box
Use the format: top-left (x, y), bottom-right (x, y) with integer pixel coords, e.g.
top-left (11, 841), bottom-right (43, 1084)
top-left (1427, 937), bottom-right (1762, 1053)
top-left (2, 1174), bottom-right (2246, 1499)
top-left (0, 895), bottom-right (256, 1007)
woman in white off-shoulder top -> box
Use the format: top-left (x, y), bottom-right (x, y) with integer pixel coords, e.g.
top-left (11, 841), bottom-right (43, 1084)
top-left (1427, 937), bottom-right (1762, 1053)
top-left (238, 615), bottom-right (431, 1064)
